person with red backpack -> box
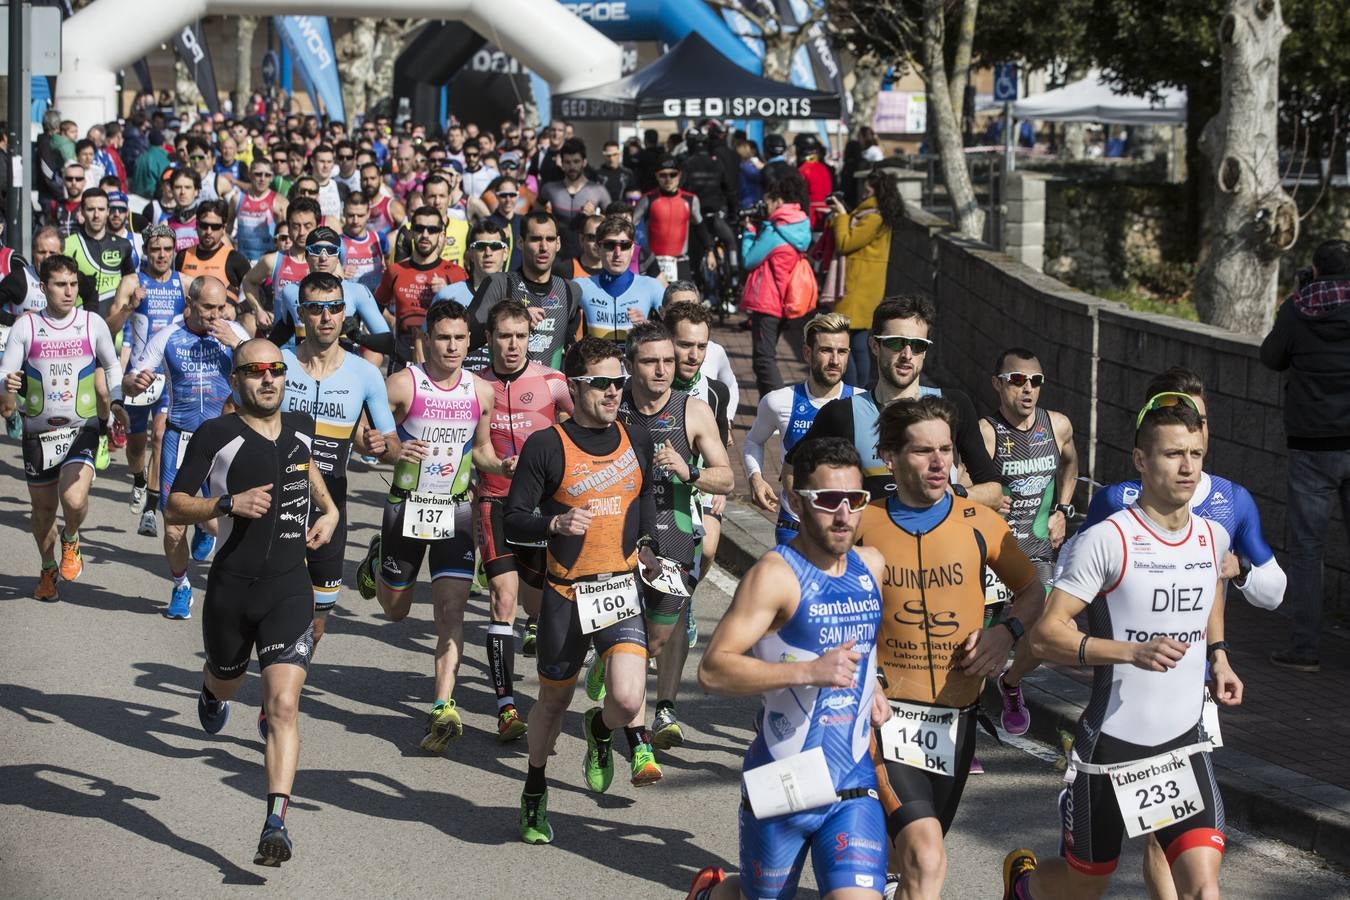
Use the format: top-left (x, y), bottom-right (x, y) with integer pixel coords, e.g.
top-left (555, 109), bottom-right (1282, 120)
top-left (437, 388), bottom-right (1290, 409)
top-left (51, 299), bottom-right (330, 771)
top-left (739, 170), bottom-right (817, 397)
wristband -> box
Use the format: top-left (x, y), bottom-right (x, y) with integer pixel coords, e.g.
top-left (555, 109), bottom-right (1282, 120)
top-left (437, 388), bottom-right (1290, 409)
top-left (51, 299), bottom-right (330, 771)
top-left (1078, 635), bottom-right (1089, 666)
top-left (1206, 640), bottom-right (1230, 662)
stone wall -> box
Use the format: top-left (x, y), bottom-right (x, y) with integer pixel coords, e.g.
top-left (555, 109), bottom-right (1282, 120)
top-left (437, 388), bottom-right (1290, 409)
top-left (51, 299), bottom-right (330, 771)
top-left (894, 206), bottom-right (1348, 620)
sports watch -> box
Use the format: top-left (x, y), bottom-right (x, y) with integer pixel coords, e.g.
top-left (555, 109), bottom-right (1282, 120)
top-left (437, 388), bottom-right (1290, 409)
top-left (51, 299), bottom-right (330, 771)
top-left (216, 494), bottom-right (234, 516)
top-left (1054, 503), bottom-right (1076, 519)
top-left (686, 464), bottom-right (701, 484)
top-left (1001, 617), bottom-right (1025, 644)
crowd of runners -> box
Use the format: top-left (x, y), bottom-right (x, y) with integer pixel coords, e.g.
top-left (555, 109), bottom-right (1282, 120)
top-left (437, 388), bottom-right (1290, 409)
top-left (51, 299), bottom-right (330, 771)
top-left (0, 109), bottom-right (1290, 899)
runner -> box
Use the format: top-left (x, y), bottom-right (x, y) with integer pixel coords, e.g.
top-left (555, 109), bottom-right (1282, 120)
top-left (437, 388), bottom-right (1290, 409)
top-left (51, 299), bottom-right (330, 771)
top-left (745, 312), bottom-right (857, 543)
top-left (356, 300), bottom-right (500, 751)
top-left (280, 271), bottom-right (399, 650)
top-left (231, 157), bottom-right (287, 264)
top-left (165, 338), bottom-right (339, 867)
top-left (389, 175), bottom-right (470, 268)
top-left (123, 225), bottom-right (186, 536)
top-left (163, 168), bottom-right (203, 251)
top-left (467, 212), bottom-right (583, 372)
top-left (474, 299), bottom-right (573, 739)
top-left (338, 192), bottom-right (389, 296)
top-left (1002, 397), bottom-right (1242, 900)
top-left (978, 347), bottom-right (1079, 737)
top-left (63, 188), bottom-right (137, 312)
top-left (0, 227), bottom-right (60, 322)
top-left (375, 207), bottom-right (468, 366)
top-left (789, 296), bottom-right (1004, 509)
top-left (660, 280), bottom-right (739, 424)
top-left (0, 254), bottom-right (122, 602)
top-left (505, 336), bottom-right (663, 844)
top-left (123, 277), bottom-right (249, 618)
top-left (687, 437), bottom-right (888, 900)
top-left (176, 198), bottom-right (252, 309)
top-left (429, 220), bottom-right (508, 318)
top-left (105, 191), bottom-right (144, 271)
top-left (240, 197), bottom-right (322, 334)
top-left (632, 157), bottom-right (713, 283)
top-left (571, 214), bottom-right (604, 279)
top-left (852, 396), bottom-right (1044, 900)
top-left (537, 138), bottom-right (611, 262)
top-left (360, 162), bottom-right (405, 238)
top-left (610, 321), bottom-right (732, 752)
top-left (268, 226), bottom-right (392, 356)
top-left (691, 437), bottom-right (891, 900)
top-left (575, 216), bottom-right (663, 347)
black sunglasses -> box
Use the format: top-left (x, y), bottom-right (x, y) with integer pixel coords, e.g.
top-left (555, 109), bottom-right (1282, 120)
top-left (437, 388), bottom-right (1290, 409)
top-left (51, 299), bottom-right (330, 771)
top-left (411, 224), bottom-right (441, 235)
top-left (570, 374), bottom-right (628, 391)
top-left (601, 239), bottom-right (633, 251)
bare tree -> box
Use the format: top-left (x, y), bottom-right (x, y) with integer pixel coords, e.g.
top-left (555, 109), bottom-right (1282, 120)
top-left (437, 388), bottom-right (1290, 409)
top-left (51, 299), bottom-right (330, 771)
top-left (336, 18), bottom-right (378, 123)
top-left (234, 16), bottom-right (258, 115)
top-left (923, 0), bottom-right (984, 238)
top-left (705, 0), bottom-right (832, 83)
top-left (1194, 0), bottom-right (1298, 333)
top-left (848, 51), bottom-right (886, 137)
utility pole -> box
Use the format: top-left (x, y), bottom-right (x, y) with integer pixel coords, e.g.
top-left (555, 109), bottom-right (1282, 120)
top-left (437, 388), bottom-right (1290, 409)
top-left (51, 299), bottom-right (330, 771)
top-left (6, 0), bottom-right (23, 248)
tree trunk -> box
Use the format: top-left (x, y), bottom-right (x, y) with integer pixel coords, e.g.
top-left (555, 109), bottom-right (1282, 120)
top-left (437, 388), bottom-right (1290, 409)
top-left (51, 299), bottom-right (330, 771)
top-left (174, 59), bottom-right (203, 122)
top-left (761, 33), bottom-right (796, 136)
top-left (369, 21), bottom-right (409, 116)
top-left (947, 0), bottom-right (978, 123)
top-left (233, 17), bottom-right (258, 116)
top-left (1194, 0), bottom-right (1298, 334)
top-left (849, 51), bottom-right (884, 139)
top-left (336, 19), bottom-right (378, 124)
top-left (923, 0), bottom-right (984, 239)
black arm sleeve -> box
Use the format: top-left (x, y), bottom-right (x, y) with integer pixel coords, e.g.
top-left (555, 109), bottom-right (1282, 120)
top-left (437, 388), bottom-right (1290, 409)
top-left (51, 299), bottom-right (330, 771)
top-left (947, 389), bottom-right (1000, 485)
top-left (226, 251), bottom-right (252, 289)
top-left (504, 427), bottom-right (564, 545)
top-left (709, 379), bottom-right (731, 445)
top-left (352, 329), bottom-right (396, 356)
top-left (268, 316), bottom-right (296, 347)
top-left (628, 423), bottom-right (661, 556)
top-left (783, 397), bottom-right (853, 464)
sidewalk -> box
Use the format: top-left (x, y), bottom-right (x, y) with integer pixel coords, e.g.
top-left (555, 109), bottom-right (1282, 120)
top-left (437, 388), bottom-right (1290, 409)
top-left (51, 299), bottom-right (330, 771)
top-left (705, 314), bottom-right (1350, 868)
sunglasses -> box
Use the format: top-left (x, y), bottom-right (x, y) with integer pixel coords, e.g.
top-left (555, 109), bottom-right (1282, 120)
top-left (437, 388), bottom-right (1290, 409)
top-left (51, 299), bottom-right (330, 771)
top-left (601, 239), bottom-right (633, 252)
top-left (300, 300), bottom-right (345, 313)
top-left (336, 154), bottom-right (355, 161)
top-left (571, 374), bottom-right (629, 391)
top-left (998, 372), bottom-right (1045, 388)
top-left (470, 240), bottom-right (508, 251)
top-left (411, 224), bottom-right (441, 235)
top-left (275, 235), bottom-right (292, 244)
top-left (305, 243), bottom-right (341, 257)
top-left (235, 361), bottom-right (288, 377)
top-left (1135, 391), bottom-right (1201, 431)
top-left (297, 189), bottom-right (319, 196)
top-left (429, 156), bottom-right (446, 163)
top-left (495, 191), bottom-right (518, 200)
top-left (795, 488), bottom-right (871, 513)
top-left (109, 206), bottom-right (128, 213)
top-left (65, 176), bottom-right (85, 182)
top-left (875, 335), bottom-right (932, 354)
top-left (189, 154), bottom-right (207, 161)
top-left (656, 171), bottom-right (680, 178)
top-left (198, 221), bottom-right (225, 231)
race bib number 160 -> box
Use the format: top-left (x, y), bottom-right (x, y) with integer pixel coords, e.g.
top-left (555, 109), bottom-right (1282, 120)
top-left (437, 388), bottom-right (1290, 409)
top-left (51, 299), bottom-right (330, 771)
top-left (576, 573), bottom-right (640, 634)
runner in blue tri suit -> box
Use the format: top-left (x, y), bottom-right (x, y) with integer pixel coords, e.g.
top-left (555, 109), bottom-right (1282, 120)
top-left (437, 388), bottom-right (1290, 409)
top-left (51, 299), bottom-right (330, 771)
top-left (689, 437), bottom-right (890, 900)
top-left (267, 226), bottom-right (393, 357)
top-left (574, 216), bottom-right (663, 348)
top-left (124, 275), bottom-right (249, 619)
top-left (121, 225), bottom-right (186, 536)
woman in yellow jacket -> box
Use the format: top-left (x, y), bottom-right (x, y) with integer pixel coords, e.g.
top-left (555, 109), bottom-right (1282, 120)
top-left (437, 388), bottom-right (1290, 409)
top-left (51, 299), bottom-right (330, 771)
top-left (827, 169), bottom-right (903, 386)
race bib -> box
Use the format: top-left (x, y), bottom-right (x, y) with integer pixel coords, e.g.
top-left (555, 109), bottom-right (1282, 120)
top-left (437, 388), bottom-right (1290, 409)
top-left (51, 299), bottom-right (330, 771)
top-left (655, 255), bottom-right (679, 282)
top-left (880, 701), bottom-right (961, 777)
top-left (638, 557), bottom-right (691, 598)
top-left (742, 746), bottom-right (838, 819)
top-left (123, 374), bottom-right (166, 407)
top-left (173, 429), bottom-right (194, 463)
top-left (39, 426), bottom-right (80, 470)
top-left (1199, 691), bottom-right (1223, 749)
top-left (403, 491), bottom-right (455, 540)
top-left (576, 572), bottom-right (640, 634)
top-left (983, 570), bottom-right (1015, 607)
top-left (1111, 751), bottom-right (1205, 838)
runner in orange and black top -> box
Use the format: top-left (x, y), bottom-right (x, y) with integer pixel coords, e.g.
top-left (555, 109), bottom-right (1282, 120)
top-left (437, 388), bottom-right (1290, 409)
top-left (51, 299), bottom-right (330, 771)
top-left (853, 395), bottom-right (1044, 900)
top-left (477, 299), bottom-right (573, 741)
top-left (375, 205), bottom-right (468, 367)
top-left (504, 336), bottom-right (663, 845)
top-left (176, 199), bottom-right (251, 311)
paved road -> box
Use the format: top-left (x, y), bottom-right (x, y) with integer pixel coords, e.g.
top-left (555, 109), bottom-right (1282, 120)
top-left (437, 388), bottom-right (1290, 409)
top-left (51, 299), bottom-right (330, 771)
top-left (1, 449), bottom-right (1346, 898)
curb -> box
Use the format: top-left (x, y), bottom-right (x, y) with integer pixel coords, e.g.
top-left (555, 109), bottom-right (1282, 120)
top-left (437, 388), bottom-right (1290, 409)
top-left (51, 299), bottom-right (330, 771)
top-left (713, 499), bottom-right (1350, 870)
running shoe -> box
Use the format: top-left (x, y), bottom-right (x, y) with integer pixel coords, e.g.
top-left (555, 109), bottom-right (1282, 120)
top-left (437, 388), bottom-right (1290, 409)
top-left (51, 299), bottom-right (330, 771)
top-left (652, 705), bottom-right (685, 750)
top-left (5, 412), bottom-right (20, 440)
top-left (686, 601), bottom-right (697, 649)
top-left (358, 454), bottom-right (380, 466)
top-left (999, 675), bottom-right (1031, 735)
top-left (521, 621), bottom-right (538, 657)
top-left (584, 653), bottom-right (606, 703)
top-left (883, 874), bottom-right (902, 900)
top-left (129, 483), bottom-right (146, 512)
top-left (165, 582), bottom-right (193, 620)
top-left (35, 566), bottom-right (59, 602)
top-left (582, 707), bottom-right (614, 793)
top-left (419, 701), bottom-right (463, 753)
top-left (630, 740), bottom-right (663, 787)
top-left (257, 710), bottom-right (268, 742)
top-left (109, 416), bottom-right (128, 450)
top-left (685, 866), bottom-right (726, 900)
top-left (58, 533), bottom-right (83, 581)
top-left (197, 690), bottom-right (230, 734)
top-left (94, 434), bottom-right (110, 470)
top-left (1002, 848), bottom-right (1037, 900)
top-left (471, 554), bottom-right (488, 596)
top-left (497, 706), bottom-right (527, 743)
top-left (518, 790), bottom-right (553, 845)
top-left (189, 527), bottom-right (215, 561)
top-left (356, 534), bottom-right (380, 600)
top-left (254, 815), bottom-right (292, 867)
top-left (1269, 650), bottom-right (1320, 673)
top-left (137, 509), bottom-right (158, 537)
top-left (969, 756), bottom-right (985, 775)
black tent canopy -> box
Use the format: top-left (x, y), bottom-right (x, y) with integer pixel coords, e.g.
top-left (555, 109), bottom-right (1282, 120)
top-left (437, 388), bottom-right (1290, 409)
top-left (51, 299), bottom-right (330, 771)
top-left (553, 32), bottom-right (842, 121)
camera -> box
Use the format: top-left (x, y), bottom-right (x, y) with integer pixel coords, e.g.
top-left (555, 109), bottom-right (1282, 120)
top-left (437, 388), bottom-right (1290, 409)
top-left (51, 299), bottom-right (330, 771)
top-left (738, 200), bottom-right (768, 223)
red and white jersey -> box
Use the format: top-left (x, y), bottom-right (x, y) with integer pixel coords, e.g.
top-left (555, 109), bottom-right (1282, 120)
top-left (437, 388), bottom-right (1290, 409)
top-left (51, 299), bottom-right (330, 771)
top-left (1055, 505), bottom-right (1229, 744)
top-left (368, 191), bottom-right (399, 236)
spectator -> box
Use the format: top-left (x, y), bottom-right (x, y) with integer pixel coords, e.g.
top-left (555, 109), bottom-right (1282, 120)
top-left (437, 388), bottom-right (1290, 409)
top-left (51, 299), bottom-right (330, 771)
top-left (735, 139), bottom-right (764, 210)
top-left (1260, 238), bottom-right (1350, 673)
top-left (828, 169), bottom-right (904, 388)
top-left (740, 171), bottom-right (812, 397)
top-left (130, 129), bottom-right (171, 199)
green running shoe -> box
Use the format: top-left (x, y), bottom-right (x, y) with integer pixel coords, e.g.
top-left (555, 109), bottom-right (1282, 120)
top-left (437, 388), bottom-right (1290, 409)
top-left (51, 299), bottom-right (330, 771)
top-left (584, 653), bottom-right (606, 702)
top-left (356, 534), bottom-right (380, 600)
top-left (419, 700), bottom-right (463, 753)
top-left (630, 740), bottom-right (663, 787)
top-left (94, 434), bottom-right (110, 471)
top-left (582, 707), bottom-right (614, 794)
top-left (519, 790), bottom-right (554, 845)
top-left (521, 621), bottom-right (538, 657)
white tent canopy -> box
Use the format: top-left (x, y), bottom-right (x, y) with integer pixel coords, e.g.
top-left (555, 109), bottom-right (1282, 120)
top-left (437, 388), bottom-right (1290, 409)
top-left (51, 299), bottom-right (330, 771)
top-left (982, 71), bottom-right (1187, 125)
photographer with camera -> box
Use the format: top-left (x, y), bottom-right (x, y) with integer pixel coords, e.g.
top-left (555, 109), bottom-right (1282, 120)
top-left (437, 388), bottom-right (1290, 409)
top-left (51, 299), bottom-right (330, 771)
top-left (827, 169), bottom-right (903, 388)
top-left (739, 170), bottom-right (815, 397)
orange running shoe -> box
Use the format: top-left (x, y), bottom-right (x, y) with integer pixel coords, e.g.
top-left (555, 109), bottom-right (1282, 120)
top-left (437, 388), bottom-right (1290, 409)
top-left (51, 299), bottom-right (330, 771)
top-left (685, 866), bottom-right (726, 900)
top-left (35, 566), bottom-right (59, 602)
top-left (59, 534), bottom-right (83, 582)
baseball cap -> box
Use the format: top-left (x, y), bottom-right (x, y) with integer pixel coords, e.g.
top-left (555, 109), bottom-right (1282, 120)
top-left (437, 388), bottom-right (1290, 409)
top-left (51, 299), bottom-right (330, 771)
top-left (657, 156), bottom-right (679, 173)
top-left (107, 191), bottom-right (130, 208)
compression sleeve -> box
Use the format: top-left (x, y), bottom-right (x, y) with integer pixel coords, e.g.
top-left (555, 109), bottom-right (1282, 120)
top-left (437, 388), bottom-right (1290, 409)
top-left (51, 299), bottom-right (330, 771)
top-left (704, 341), bottom-right (739, 426)
top-left (743, 389), bottom-right (789, 479)
top-left (362, 361), bottom-right (397, 435)
top-left (1239, 558), bottom-right (1286, 611)
top-left (1053, 519), bottom-right (1124, 604)
top-left (503, 426), bottom-right (563, 545)
top-left (352, 330), bottom-right (395, 355)
top-left (1229, 483), bottom-right (1283, 609)
top-left (948, 389), bottom-right (999, 485)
